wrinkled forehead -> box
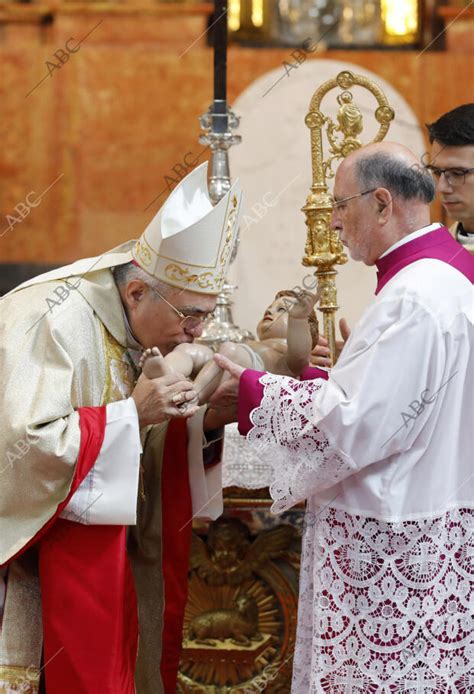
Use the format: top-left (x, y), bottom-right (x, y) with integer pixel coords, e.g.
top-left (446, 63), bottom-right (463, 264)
top-left (333, 157), bottom-right (358, 197)
top-left (167, 285), bottom-right (217, 312)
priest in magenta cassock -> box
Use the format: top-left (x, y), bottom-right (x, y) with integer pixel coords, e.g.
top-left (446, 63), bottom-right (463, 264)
top-left (214, 143), bottom-right (474, 692)
top-left (0, 163), bottom-right (242, 694)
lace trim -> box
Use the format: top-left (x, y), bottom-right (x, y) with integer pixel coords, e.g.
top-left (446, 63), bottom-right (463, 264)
top-left (293, 506), bottom-right (474, 692)
top-left (247, 374), bottom-right (354, 513)
top-left (222, 423), bottom-right (276, 489)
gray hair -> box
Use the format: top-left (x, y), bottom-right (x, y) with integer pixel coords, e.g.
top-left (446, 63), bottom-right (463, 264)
top-left (356, 153), bottom-right (435, 204)
top-left (112, 261), bottom-right (173, 297)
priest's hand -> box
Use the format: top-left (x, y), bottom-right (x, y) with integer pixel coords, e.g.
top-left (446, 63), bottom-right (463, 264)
top-left (310, 317), bottom-right (351, 367)
top-left (132, 373), bottom-right (199, 427)
top-left (207, 354), bottom-right (245, 422)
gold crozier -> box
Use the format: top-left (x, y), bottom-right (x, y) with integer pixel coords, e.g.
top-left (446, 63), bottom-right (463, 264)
top-left (303, 69), bottom-right (395, 363)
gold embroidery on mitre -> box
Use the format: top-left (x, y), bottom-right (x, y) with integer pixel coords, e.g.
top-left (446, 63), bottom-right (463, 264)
top-left (164, 263), bottom-right (216, 290)
top-left (133, 239), bottom-right (152, 268)
top-left (219, 193), bottom-right (239, 267)
top-left (0, 665), bottom-right (40, 693)
top-left (213, 267), bottom-right (226, 291)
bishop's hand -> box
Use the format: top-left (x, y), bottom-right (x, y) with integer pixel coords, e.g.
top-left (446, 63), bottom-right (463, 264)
top-left (131, 373), bottom-right (199, 427)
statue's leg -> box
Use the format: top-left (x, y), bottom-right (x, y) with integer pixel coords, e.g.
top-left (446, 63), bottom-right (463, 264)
top-left (140, 346), bottom-right (194, 379)
top-left (162, 347), bottom-right (195, 377)
top-left (193, 359), bottom-right (225, 404)
top-left (139, 347), bottom-right (173, 378)
top-left (193, 342), bottom-right (255, 404)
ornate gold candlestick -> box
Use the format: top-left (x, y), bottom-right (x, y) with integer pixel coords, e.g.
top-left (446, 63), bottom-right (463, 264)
top-left (303, 70), bottom-right (394, 363)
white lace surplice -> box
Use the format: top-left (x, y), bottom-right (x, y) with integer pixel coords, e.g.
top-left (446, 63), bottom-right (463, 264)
top-left (246, 260), bottom-right (474, 693)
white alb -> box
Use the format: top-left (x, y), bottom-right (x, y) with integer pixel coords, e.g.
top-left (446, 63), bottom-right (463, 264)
top-left (247, 247), bottom-right (474, 692)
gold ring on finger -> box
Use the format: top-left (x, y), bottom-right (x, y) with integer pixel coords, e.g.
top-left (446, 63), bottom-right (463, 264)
top-left (172, 392), bottom-right (186, 406)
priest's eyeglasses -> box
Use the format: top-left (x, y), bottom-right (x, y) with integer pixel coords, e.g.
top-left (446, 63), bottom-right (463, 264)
top-left (425, 166), bottom-right (474, 187)
top-left (150, 287), bottom-right (214, 330)
top-left (332, 188), bottom-right (377, 209)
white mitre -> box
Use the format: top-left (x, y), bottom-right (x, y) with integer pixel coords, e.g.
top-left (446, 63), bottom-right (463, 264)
top-left (132, 163), bottom-right (242, 294)
top-left (6, 163), bottom-right (243, 297)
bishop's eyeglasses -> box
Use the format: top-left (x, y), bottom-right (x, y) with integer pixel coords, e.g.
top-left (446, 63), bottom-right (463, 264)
top-left (425, 166), bottom-right (474, 187)
top-left (150, 286), bottom-right (214, 330)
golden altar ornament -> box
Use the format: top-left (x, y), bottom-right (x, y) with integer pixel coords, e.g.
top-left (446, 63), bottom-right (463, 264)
top-left (302, 69), bottom-right (394, 363)
top-left (178, 518), bottom-right (298, 692)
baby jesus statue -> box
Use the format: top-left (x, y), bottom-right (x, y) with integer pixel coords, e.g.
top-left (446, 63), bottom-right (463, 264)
top-left (140, 289), bottom-right (319, 407)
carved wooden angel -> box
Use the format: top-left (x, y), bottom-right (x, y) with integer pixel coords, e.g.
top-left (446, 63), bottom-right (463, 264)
top-left (190, 518), bottom-right (295, 586)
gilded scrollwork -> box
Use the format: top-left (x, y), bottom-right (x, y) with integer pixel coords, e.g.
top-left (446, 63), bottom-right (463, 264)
top-left (219, 194), bottom-right (239, 267)
top-left (165, 264), bottom-right (216, 290)
top-left (376, 104), bottom-right (396, 125)
top-left (336, 70), bottom-right (355, 90)
top-left (179, 518), bottom-right (298, 692)
top-left (303, 70), bottom-right (394, 363)
top-left (304, 110), bottom-right (325, 130)
top-left (133, 239), bottom-right (152, 268)
top-left (325, 92), bottom-right (364, 178)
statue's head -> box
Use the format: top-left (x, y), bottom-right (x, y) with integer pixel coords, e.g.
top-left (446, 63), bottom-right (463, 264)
top-left (234, 594), bottom-right (258, 622)
top-left (256, 290), bottom-right (319, 346)
top-left (208, 518), bottom-right (250, 568)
